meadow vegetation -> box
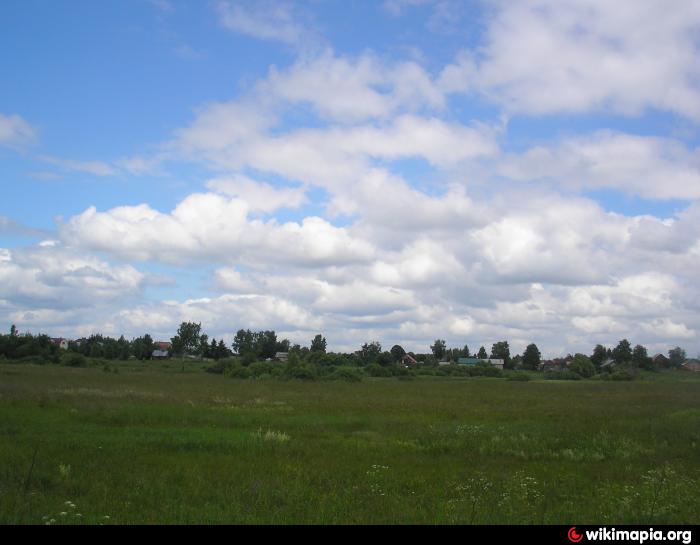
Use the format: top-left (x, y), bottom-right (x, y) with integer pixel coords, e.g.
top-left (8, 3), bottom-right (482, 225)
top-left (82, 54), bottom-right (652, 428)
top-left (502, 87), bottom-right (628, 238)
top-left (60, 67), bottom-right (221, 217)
top-left (0, 361), bottom-right (698, 524)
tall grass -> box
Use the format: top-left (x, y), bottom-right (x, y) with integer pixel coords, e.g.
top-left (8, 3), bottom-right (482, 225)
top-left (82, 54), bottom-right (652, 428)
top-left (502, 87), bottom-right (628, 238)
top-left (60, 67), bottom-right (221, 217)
top-left (0, 363), bottom-right (698, 524)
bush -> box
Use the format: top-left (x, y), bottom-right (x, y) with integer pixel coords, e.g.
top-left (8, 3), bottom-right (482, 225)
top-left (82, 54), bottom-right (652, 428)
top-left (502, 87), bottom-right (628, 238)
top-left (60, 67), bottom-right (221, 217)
top-left (366, 363), bottom-right (393, 377)
top-left (249, 360), bottom-right (279, 378)
top-left (611, 368), bottom-right (638, 381)
top-left (16, 355), bottom-right (50, 365)
top-left (468, 363), bottom-right (503, 378)
top-left (285, 365), bottom-right (316, 380)
top-left (61, 353), bottom-right (87, 367)
top-left (206, 360), bottom-right (228, 374)
top-left (569, 354), bottom-right (596, 378)
top-left (224, 361), bottom-right (251, 379)
top-left (506, 372), bottom-right (531, 381)
top-left (329, 366), bottom-right (364, 382)
top-left (544, 370), bottom-right (581, 380)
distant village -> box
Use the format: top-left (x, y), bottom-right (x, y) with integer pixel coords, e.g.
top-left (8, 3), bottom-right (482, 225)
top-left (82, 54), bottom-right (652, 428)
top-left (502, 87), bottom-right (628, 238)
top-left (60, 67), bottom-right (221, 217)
top-left (2, 321), bottom-right (700, 373)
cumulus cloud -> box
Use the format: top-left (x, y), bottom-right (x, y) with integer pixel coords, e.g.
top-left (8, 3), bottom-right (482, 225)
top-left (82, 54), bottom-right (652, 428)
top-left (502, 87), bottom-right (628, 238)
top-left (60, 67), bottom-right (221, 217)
top-left (59, 192), bottom-right (376, 267)
top-left (495, 132), bottom-right (700, 200)
top-left (5, 10), bottom-right (700, 357)
top-left (261, 52), bottom-right (445, 121)
top-left (206, 175), bottom-right (307, 213)
top-left (0, 244), bottom-right (144, 310)
top-left (441, 0), bottom-right (700, 119)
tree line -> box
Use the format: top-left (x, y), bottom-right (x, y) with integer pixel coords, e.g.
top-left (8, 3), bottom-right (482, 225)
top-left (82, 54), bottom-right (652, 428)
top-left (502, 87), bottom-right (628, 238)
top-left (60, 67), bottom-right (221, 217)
top-left (0, 323), bottom-right (692, 376)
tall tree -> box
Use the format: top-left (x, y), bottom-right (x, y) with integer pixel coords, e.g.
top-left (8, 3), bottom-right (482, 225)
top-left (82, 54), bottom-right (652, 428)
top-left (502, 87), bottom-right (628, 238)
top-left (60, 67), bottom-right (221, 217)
top-left (310, 334), bottom-right (327, 353)
top-left (491, 341), bottom-right (511, 366)
top-left (632, 344), bottom-right (651, 368)
top-left (232, 329), bottom-right (255, 356)
top-left (612, 339), bottom-right (632, 364)
top-left (477, 346), bottom-right (488, 359)
top-left (390, 344), bottom-right (406, 362)
top-left (359, 342), bottom-right (382, 365)
top-left (590, 344), bottom-right (608, 368)
top-left (522, 343), bottom-right (541, 370)
top-left (171, 322), bottom-right (203, 358)
top-left (10, 324), bottom-right (18, 337)
top-left (668, 346), bottom-right (687, 368)
top-left (430, 339), bottom-right (447, 360)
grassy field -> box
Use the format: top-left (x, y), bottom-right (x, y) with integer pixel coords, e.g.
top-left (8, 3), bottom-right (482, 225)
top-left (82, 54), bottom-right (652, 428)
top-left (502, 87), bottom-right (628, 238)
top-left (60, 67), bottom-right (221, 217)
top-left (0, 361), bottom-right (698, 524)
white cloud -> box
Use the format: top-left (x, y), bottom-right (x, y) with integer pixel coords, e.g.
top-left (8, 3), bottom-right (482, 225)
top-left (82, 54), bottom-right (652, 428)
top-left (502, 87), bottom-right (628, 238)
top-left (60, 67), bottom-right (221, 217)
top-left (496, 131), bottom-right (700, 200)
top-left (442, 0), bottom-right (700, 119)
top-left (261, 52), bottom-right (445, 122)
top-left (216, 0), bottom-right (316, 47)
top-left (206, 175), bottom-right (307, 213)
top-left (0, 244), bottom-right (144, 309)
top-left (39, 155), bottom-right (117, 177)
top-left (59, 192), bottom-right (376, 267)
top-left (0, 113), bottom-right (36, 148)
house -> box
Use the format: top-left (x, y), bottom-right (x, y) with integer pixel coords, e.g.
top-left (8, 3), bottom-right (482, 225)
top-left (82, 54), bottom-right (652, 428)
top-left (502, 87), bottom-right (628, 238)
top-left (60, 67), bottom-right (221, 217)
top-left (488, 358), bottom-right (505, 369)
top-left (457, 357), bottom-right (482, 365)
top-left (541, 358), bottom-right (571, 372)
top-left (402, 353), bottom-right (418, 366)
top-left (600, 358), bottom-right (616, 369)
top-left (275, 352), bottom-right (289, 362)
top-left (154, 341), bottom-right (171, 351)
top-left (50, 337), bottom-right (70, 350)
top-left (652, 354), bottom-right (670, 367)
top-left (151, 350), bottom-right (169, 359)
top-left (681, 359), bottom-right (700, 372)
top-left (457, 357), bottom-right (504, 369)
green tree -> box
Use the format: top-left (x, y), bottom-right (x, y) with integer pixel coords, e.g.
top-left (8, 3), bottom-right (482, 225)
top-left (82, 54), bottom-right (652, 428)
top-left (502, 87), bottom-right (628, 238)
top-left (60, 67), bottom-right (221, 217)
top-left (522, 343), bottom-right (541, 370)
top-left (216, 339), bottom-right (229, 360)
top-left (590, 344), bottom-right (608, 368)
top-left (310, 334), bottom-right (327, 353)
top-left (632, 344), bottom-right (652, 369)
top-left (460, 344), bottom-right (470, 358)
top-left (390, 344), bottom-right (406, 362)
top-left (10, 324), bottom-right (18, 337)
top-left (359, 342), bottom-right (382, 365)
top-left (232, 329), bottom-right (255, 356)
top-left (491, 341), bottom-right (511, 367)
top-left (668, 347), bottom-right (686, 368)
top-left (477, 346), bottom-right (488, 359)
top-left (430, 339), bottom-right (447, 360)
top-left (569, 354), bottom-right (595, 378)
top-left (253, 330), bottom-right (277, 359)
top-left (275, 338), bottom-right (291, 353)
top-left (612, 339), bottom-right (633, 364)
top-left (171, 322), bottom-right (203, 358)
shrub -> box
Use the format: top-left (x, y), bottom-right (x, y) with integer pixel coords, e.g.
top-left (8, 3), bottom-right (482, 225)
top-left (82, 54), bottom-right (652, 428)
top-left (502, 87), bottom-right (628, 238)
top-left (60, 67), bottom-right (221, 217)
top-left (611, 368), bottom-right (638, 381)
top-left (329, 366), bottom-right (364, 382)
top-left (569, 354), bottom-right (596, 378)
top-left (468, 363), bottom-right (503, 378)
top-left (249, 360), bottom-right (278, 378)
top-left (225, 362), bottom-right (251, 379)
top-left (366, 363), bottom-right (393, 377)
top-left (506, 372), bottom-right (531, 381)
top-left (206, 360), bottom-right (228, 374)
top-left (61, 353), bottom-right (87, 367)
top-left (544, 370), bottom-right (581, 380)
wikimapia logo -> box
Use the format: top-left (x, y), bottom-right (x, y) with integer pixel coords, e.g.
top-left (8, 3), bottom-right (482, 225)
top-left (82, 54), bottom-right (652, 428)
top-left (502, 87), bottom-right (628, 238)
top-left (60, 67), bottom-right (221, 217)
top-left (567, 527), bottom-right (693, 544)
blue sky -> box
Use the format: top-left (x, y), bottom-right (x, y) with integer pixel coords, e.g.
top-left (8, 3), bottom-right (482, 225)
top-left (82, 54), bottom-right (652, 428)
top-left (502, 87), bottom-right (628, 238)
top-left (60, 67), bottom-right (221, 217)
top-left (1, 0), bottom-right (699, 357)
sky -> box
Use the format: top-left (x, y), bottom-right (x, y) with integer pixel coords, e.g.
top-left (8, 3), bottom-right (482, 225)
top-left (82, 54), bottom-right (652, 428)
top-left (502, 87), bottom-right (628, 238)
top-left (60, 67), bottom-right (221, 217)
top-left (1, 0), bottom-right (699, 358)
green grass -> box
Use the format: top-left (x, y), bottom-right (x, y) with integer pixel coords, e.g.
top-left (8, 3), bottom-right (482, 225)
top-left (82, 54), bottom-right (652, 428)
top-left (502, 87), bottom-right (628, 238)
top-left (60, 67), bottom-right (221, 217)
top-left (0, 362), bottom-right (698, 524)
